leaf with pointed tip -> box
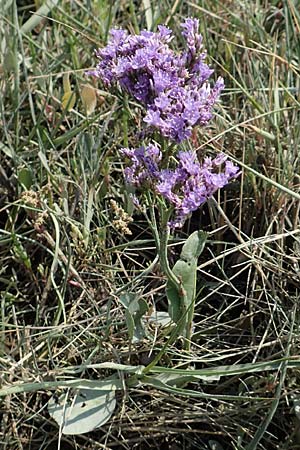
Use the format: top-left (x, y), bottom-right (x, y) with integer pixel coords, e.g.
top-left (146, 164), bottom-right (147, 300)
top-left (119, 293), bottom-right (148, 343)
top-left (21, 0), bottom-right (59, 34)
top-left (180, 231), bottom-right (207, 262)
top-left (166, 231), bottom-right (207, 326)
top-left (62, 91), bottom-right (76, 111)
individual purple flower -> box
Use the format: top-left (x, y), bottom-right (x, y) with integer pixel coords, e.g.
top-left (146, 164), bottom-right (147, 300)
top-left (90, 18), bottom-right (224, 143)
top-left (120, 143), bottom-right (162, 187)
top-left (155, 169), bottom-right (182, 205)
top-left (181, 18), bottom-right (202, 50)
top-left (156, 150), bottom-right (239, 227)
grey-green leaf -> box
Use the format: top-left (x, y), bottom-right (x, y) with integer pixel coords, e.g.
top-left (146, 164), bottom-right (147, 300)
top-left (166, 260), bottom-right (190, 323)
top-left (48, 387), bottom-right (116, 435)
top-left (147, 311), bottom-right (172, 327)
top-left (166, 231), bottom-right (207, 336)
top-left (0, 142), bottom-right (14, 159)
top-left (119, 293), bottom-right (148, 342)
top-left (142, 0), bottom-right (153, 30)
top-left (21, 0), bottom-right (59, 34)
top-left (180, 231), bottom-right (207, 262)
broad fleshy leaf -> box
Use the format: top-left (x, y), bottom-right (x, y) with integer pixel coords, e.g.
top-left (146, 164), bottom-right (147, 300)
top-left (166, 231), bottom-right (207, 328)
top-left (48, 386), bottom-right (116, 435)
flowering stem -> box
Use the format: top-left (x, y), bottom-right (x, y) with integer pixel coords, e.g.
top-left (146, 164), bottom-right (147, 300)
top-left (185, 301), bottom-right (194, 348)
top-left (142, 309), bottom-right (189, 374)
top-left (147, 195), bottom-right (160, 253)
top-left (140, 203), bottom-right (191, 365)
top-left (159, 209), bottom-right (180, 289)
top-left (158, 208), bottom-right (192, 351)
top-left (122, 96), bottom-right (129, 147)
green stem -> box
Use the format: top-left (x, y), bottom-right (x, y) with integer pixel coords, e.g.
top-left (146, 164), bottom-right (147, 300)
top-left (122, 98), bottom-right (129, 148)
top-left (145, 208), bottom-right (191, 371)
top-left (185, 294), bottom-right (197, 351)
top-left (159, 217), bottom-right (181, 289)
top-left (142, 309), bottom-right (189, 374)
top-left (147, 194), bottom-right (160, 253)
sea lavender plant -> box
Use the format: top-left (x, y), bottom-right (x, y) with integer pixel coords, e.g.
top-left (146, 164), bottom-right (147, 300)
top-left (90, 18), bottom-right (224, 142)
top-left (90, 18), bottom-right (239, 350)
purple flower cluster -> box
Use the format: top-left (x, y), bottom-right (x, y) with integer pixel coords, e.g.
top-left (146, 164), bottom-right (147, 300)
top-left (120, 143), bottom-right (162, 186)
top-left (91, 19), bottom-right (224, 143)
top-left (121, 144), bottom-right (239, 227)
